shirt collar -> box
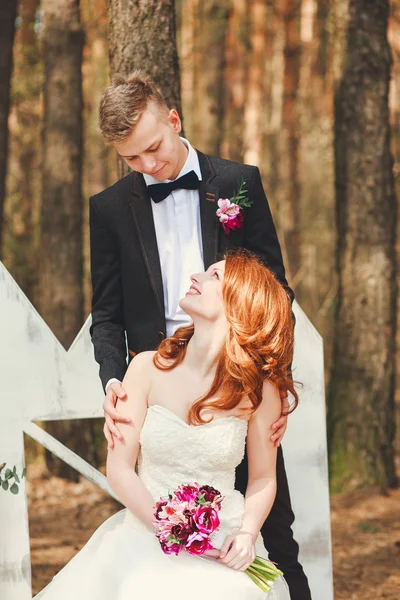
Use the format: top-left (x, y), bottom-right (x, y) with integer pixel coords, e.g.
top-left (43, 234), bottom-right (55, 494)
top-left (143, 137), bottom-right (202, 187)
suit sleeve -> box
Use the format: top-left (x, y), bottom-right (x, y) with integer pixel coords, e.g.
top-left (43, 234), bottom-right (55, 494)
top-left (89, 196), bottom-right (128, 390)
top-left (244, 167), bottom-right (295, 303)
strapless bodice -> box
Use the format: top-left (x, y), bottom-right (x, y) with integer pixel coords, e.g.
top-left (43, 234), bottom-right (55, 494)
top-left (136, 405), bottom-right (248, 545)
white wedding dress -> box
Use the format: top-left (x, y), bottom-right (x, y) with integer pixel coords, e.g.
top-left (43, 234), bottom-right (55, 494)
top-left (35, 404), bottom-right (290, 599)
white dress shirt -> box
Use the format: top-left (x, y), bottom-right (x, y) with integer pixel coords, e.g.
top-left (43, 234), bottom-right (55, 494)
top-left (106, 138), bottom-right (205, 392)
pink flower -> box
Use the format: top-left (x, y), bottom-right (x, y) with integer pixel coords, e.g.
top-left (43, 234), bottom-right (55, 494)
top-left (216, 199), bottom-right (244, 235)
top-left (175, 483), bottom-right (199, 503)
top-left (158, 499), bottom-right (193, 525)
top-left (154, 500), bottom-right (167, 521)
top-left (193, 506), bottom-right (220, 535)
top-left (185, 532), bottom-right (213, 555)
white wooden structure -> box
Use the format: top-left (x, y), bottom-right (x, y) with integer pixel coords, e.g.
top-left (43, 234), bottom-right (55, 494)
top-left (0, 262), bottom-right (334, 600)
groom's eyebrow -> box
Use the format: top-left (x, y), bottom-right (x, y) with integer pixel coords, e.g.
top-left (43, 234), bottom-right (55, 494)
top-left (120, 138), bottom-right (161, 158)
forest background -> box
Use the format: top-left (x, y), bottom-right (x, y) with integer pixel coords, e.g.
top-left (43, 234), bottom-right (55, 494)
top-left (1, 0), bottom-right (400, 598)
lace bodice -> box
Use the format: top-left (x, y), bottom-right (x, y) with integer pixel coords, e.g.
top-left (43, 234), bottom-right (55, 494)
top-left (126, 404), bottom-right (254, 547)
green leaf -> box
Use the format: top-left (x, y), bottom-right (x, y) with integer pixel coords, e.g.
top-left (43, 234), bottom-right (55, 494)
top-left (14, 473), bottom-right (20, 484)
top-left (2, 480), bottom-right (9, 491)
top-left (22, 468), bottom-right (26, 479)
top-left (13, 465), bottom-right (17, 474)
top-left (230, 178), bottom-right (251, 208)
top-left (5, 469), bottom-right (12, 480)
top-left (10, 483), bottom-right (19, 495)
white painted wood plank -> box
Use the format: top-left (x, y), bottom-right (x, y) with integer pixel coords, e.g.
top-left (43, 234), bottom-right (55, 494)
top-left (284, 302), bottom-right (334, 600)
top-left (0, 424), bottom-right (32, 600)
top-left (23, 422), bottom-right (119, 502)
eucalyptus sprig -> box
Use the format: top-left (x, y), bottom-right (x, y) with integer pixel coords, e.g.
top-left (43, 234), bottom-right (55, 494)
top-left (0, 463), bottom-right (26, 494)
top-left (230, 178), bottom-right (251, 208)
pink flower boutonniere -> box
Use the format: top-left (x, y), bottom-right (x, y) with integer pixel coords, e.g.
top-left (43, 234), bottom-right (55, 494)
top-left (216, 178), bottom-right (252, 235)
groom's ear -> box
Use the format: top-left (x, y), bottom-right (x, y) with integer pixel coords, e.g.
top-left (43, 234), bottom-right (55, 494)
top-left (167, 109), bottom-right (182, 133)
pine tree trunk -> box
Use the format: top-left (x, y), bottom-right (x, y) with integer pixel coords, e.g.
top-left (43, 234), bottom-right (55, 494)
top-left (192, 0), bottom-right (229, 156)
top-left (41, 0), bottom-right (87, 480)
top-left (328, 0), bottom-right (397, 492)
top-left (82, 0), bottom-right (114, 316)
top-left (0, 0), bottom-right (17, 257)
top-left (221, 0), bottom-right (249, 162)
top-left (108, 0), bottom-right (183, 178)
top-left (243, 0), bottom-right (267, 167)
top-left (179, 0), bottom-right (197, 141)
top-left (6, 0), bottom-right (41, 301)
top-left (281, 0), bottom-right (301, 277)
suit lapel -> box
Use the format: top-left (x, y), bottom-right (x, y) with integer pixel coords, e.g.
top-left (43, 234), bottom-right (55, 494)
top-left (129, 172), bottom-right (165, 319)
top-left (197, 151), bottom-right (220, 269)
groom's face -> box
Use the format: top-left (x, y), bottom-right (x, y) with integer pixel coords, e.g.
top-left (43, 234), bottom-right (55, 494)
top-left (113, 101), bottom-right (187, 181)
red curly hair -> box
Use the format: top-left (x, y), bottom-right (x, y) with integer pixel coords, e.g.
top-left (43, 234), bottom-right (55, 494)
top-left (154, 250), bottom-right (298, 425)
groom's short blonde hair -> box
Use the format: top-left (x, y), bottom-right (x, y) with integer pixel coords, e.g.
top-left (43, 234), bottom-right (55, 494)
top-left (99, 71), bottom-right (169, 143)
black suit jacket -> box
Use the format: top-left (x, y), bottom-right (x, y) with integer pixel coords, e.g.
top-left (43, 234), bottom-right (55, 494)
top-left (90, 150), bottom-right (293, 390)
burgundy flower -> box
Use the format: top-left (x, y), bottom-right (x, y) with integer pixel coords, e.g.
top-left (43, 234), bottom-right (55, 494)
top-left (193, 506), bottom-right (220, 535)
top-left (171, 523), bottom-right (192, 543)
top-left (199, 485), bottom-right (221, 503)
top-left (185, 532), bottom-right (213, 556)
top-left (160, 540), bottom-right (182, 555)
top-left (222, 211), bottom-right (244, 235)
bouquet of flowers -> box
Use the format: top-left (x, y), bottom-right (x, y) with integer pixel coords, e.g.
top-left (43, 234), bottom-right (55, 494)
top-left (153, 482), bottom-right (283, 593)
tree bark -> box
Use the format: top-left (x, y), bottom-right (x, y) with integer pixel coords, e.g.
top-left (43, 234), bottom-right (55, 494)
top-left (108, 0), bottom-right (183, 178)
top-left (178, 0), bottom-right (197, 142)
top-left (280, 0), bottom-right (301, 277)
top-left (243, 0), bottom-right (267, 166)
top-left (221, 0), bottom-right (249, 162)
top-left (41, 0), bottom-right (86, 480)
top-left (6, 0), bottom-right (41, 301)
top-left (0, 0), bottom-right (17, 257)
top-left (328, 0), bottom-right (397, 492)
top-left (192, 0), bottom-right (229, 156)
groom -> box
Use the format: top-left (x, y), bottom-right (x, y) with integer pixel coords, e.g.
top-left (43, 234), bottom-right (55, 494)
top-left (90, 71), bottom-right (311, 600)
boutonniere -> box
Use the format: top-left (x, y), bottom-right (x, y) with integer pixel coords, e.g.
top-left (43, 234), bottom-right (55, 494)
top-left (216, 178), bottom-right (252, 235)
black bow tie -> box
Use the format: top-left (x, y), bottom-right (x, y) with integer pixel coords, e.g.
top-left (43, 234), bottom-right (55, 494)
top-left (147, 170), bottom-right (201, 203)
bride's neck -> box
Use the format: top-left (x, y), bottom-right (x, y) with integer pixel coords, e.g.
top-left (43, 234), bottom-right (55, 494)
top-left (184, 320), bottom-right (226, 376)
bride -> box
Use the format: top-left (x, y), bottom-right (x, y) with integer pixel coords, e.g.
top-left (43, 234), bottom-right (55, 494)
top-left (35, 250), bottom-right (297, 599)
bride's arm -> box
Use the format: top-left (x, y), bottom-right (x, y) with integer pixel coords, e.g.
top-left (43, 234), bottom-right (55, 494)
top-left (106, 351), bottom-right (156, 530)
top-left (218, 380), bottom-right (281, 570)
top-left (241, 380), bottom-right (281, 537)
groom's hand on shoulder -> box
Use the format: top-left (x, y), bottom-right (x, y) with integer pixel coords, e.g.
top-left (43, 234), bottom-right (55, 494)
top-left (103, 382), bottom-right (130, 449)
top-left (270, 390), bottom-right (290, 447)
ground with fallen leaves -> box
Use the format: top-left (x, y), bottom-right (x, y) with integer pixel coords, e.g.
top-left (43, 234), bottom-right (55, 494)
top-left (27, 466), bottom-right (400, 598)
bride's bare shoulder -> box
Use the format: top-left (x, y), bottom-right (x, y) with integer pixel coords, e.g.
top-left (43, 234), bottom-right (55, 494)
top-left (123, 351), bottom-right (158, 386)
top-left (127, 351), bottom-right (157, 371)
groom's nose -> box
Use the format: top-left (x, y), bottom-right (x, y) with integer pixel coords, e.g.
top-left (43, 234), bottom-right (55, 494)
top-left (141, 156), bottom-right (157, 173)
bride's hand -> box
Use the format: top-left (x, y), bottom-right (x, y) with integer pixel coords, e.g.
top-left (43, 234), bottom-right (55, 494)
top-left (217, 531), bottom-right (256, 571)
top-left (202, 548), bottom-right (221, 559)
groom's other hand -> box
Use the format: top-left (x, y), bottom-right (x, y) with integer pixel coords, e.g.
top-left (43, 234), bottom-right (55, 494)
top-left (103, 382), bottom-right (130, 449)
top-left (270, 390), bottom-right (290, 447)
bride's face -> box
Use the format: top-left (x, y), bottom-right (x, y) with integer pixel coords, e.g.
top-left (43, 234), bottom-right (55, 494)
top-left (179, 260), bottom-right (226, 321)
